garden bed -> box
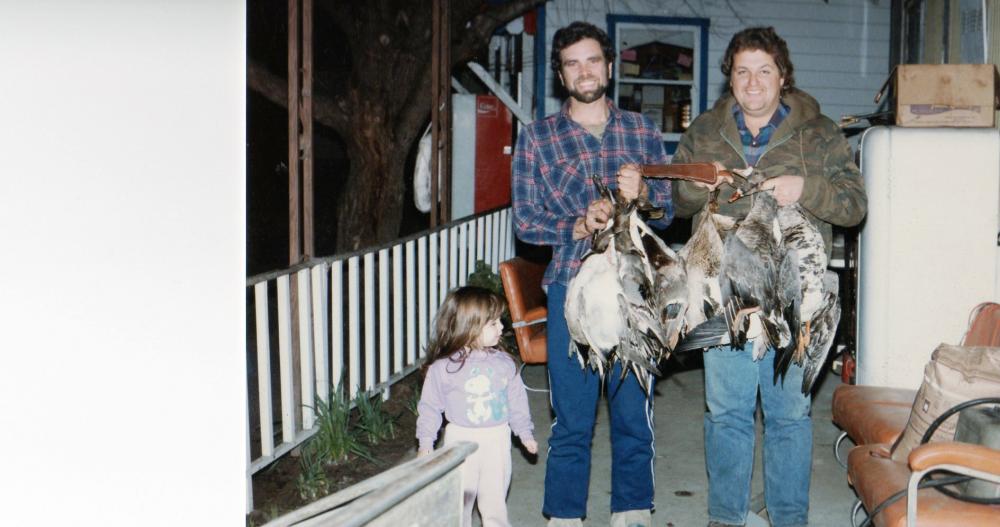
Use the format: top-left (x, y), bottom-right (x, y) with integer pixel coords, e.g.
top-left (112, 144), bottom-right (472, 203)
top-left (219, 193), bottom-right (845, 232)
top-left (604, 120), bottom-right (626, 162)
top-left (246, 371), bottom-right (422, 526)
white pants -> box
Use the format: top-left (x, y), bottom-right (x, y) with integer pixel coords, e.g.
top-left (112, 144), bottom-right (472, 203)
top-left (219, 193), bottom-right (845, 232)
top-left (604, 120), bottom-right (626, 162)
top-left (443, 423), bottom-right (513, 527)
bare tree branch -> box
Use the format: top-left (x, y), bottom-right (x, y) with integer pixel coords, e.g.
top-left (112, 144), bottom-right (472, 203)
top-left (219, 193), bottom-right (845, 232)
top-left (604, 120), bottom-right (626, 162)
top-left (453, 0), bottom-right (547, 64)
top-left (248, 59), bottom-right (350, 136)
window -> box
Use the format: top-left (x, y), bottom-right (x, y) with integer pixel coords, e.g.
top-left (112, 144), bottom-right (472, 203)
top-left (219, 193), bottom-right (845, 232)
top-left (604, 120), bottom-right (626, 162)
top-left (901, 0), bottom-right (925, 64)
top-left (899, 0), bottom-right (986, 65)
top-left (608, 15), bottom-right (709, 151)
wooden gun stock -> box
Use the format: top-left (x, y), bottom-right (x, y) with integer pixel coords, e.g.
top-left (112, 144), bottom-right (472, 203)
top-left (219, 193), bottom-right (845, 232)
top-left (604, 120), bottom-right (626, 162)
top-left (640, 163), bottom-right (734, 184)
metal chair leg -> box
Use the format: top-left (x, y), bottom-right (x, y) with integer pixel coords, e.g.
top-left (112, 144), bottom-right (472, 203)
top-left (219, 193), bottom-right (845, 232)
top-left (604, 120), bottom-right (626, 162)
top-left (834, 431), bottom-right (851, 469)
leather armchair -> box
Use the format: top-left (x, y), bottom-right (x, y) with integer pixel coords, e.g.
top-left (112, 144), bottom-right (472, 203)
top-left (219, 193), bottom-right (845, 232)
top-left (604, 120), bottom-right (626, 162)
top-left (906, 441), bottom-right (1000, 525)
top-left (837, 302), bottom-right (1000, 526)
top-left (498, 257), bottom-right (548, 364)
top-left (847, 440), bottom-right (1000, 526)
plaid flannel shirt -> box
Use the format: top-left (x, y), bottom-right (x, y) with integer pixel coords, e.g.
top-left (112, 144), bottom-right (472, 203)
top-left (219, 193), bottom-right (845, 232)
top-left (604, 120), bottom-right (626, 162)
top-left (733, 100), bottom-right (790, 167)
top-left (511, 100), bottom-right (672, 286)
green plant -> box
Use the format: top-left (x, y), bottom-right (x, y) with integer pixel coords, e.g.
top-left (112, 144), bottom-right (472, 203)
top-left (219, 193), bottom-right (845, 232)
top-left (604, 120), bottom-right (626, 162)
top-left (354, 391), bottom-right (396, 445)
top-left (467, 260), bottom-right (504, 295)
top-left (295, 442), bottom-right (329, 501)
top-left (307, 382), bottom-right (372, 464)
top-left (405, 383), bottom-right (421, 417)
top-left (466, 260), bottom-right (517, 352)
top-left (252, 504), bottom-right (281, 526)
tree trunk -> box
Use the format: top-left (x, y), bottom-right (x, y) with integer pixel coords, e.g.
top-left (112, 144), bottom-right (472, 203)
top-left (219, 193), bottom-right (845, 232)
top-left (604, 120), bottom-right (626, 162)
top-left (336, 96), bottom-right (408, 251)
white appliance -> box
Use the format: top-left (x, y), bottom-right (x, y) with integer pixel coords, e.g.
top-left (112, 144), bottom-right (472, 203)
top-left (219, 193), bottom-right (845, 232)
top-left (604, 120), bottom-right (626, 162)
top-left (857, 126), bottom-right (1000, 389)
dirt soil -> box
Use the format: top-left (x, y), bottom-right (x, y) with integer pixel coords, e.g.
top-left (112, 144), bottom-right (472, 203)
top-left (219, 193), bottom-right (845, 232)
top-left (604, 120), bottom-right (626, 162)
top-left (246, 372), bottom-right (422, 526)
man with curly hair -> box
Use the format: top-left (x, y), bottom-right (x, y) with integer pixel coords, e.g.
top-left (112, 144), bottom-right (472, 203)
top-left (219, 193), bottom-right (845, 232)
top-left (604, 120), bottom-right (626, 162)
top-left (672, 27), bottom-right (867, 527)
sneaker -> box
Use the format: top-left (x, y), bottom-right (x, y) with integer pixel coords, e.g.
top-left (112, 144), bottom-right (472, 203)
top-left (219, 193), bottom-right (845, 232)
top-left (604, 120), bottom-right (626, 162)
top-left (548, 518), bottom-right (584, 527)
top-left (611, 509), bottom-right (651, 527)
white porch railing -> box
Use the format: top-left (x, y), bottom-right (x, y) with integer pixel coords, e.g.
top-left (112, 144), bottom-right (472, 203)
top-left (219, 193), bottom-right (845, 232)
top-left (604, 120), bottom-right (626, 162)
top-left (245, 207), bottom-right (516, 512)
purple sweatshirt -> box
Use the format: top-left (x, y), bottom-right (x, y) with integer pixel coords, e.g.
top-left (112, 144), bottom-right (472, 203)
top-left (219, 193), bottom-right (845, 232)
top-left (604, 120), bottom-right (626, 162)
top-left (415, 348), bottom-right (535, 452)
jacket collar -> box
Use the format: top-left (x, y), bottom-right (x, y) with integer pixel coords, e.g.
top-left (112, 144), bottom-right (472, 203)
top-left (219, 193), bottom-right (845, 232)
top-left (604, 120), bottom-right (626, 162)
top-left (713, 89), bottom-right (821, 150)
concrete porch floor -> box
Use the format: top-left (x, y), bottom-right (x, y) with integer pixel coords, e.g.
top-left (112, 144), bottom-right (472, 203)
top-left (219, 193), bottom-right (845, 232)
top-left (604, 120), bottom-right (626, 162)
top-left (492, 357), bottom-right (858, 527)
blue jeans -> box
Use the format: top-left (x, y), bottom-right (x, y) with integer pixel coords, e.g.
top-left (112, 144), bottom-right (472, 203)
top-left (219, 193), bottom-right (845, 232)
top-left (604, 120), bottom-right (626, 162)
top-left (703, 343), bottom-right (812, 527)
top-left (543, 283), bottom-right (656, 519)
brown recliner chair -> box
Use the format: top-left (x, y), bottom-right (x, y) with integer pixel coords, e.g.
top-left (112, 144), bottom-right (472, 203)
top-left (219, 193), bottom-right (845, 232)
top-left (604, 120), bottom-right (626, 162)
top-left (835, 302), bottom-right (1000, 526)
top-left (498, 257), bottom-right (548, 364)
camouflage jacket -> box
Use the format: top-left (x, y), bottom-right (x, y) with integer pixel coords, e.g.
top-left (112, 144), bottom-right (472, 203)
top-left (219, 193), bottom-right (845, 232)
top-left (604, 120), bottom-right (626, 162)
top-left (671, 89), bottom-right (867, 257)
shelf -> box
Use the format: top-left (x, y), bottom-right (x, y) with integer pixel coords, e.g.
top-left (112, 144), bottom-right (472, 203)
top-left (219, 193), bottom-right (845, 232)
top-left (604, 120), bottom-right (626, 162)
top-left (618, 78), bottom-right (694, 86)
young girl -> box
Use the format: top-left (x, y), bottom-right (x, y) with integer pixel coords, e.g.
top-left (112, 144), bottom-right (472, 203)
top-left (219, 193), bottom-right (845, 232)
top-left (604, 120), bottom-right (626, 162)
top-left (415, 286), bottom-right (537, 527)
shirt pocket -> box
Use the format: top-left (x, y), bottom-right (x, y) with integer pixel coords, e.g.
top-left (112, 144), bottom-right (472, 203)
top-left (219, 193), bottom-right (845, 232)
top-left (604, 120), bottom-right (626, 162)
top-left (544, 157), bottom-right (593, 214)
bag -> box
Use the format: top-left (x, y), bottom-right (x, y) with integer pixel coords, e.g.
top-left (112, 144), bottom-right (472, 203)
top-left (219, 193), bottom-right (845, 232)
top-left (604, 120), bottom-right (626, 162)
top-left (889, 343), bottom-right (1000, 461)
top-left (955, 405), bottom-right (1000, 498)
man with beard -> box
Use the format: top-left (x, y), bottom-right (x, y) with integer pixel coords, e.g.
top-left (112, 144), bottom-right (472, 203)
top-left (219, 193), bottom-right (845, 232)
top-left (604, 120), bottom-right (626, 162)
top-left (511, 21), bottom-right (672, 527)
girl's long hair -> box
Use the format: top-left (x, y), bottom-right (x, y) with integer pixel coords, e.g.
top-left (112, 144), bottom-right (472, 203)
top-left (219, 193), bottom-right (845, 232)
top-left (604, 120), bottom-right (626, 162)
top-left (422, 286), bottom-right (511, 374)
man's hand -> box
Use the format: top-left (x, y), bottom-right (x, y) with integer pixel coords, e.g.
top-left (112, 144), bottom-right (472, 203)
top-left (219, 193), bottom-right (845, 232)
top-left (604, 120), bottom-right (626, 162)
top-left (691, 161), bottom-right (734, 191)
top-left (616, 163), bottom-right (647, 200)
top-left (573, 198), bottom-right (613, 240)
top-left (760, 175), bottom-right (804, 206)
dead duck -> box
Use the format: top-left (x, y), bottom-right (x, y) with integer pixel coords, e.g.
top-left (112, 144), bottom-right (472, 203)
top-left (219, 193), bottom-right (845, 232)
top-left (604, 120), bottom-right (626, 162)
top-left (772, 199), bottom-right (831, 386)
top-left (675, 171), bottom-right (798, 365)
top-left (719, 179), bottom-right (798, 361)
top-left (676, 172), bottom-right (840, 393)
top-left (679, 171), bottom-right (839, 393)
top-left (737, 175), bottom-right (838, 392)
top-left (565, 175), bottom-right (668, 390)
top-left (677, 191), bottom-right (737, 333)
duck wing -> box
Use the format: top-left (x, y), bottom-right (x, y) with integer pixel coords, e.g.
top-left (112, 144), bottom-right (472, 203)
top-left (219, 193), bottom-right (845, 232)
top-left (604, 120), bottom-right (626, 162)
top-left (800, 271), bottom-right (841, 394)
top-left (615, 283), bottom-right (662, 389)
top-left (772, 247), bottom-right (803, 383)
top-left (672, 311), bottom-right (732, 352)
top-left (778, 206), bottom-right (827, 321)
top-left (612, 212), bottom-right (666, 391)
top-left (640, 216), bottom-right (687, 353)
top-left (721, 231), bottom-right (778, 348)
top-left (776, 205), bottom-right (828, 373)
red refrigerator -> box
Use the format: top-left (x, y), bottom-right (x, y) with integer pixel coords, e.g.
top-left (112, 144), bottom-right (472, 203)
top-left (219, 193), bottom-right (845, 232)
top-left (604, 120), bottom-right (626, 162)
top-left (451, 94), bottom-right (513, 219)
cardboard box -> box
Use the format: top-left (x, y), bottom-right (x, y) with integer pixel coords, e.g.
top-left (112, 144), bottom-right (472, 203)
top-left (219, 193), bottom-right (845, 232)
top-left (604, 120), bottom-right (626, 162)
top-left (877, 64), bottom-right (1000, 127)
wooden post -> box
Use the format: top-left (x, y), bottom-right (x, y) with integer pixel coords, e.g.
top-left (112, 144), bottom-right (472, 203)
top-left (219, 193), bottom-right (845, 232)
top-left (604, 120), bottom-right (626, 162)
top-left (302, 0), bottom-right (314, 258)
top-left (288, 0), bottom-right (301, 265)
top-left (431, 0), bottom-right (452, 227)
top-left (430, 0), bottom-right (441, 228)
top-left (287, 0), bottom-right (303, 437)
top-left (440, 0), bottom-right (451, 223)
